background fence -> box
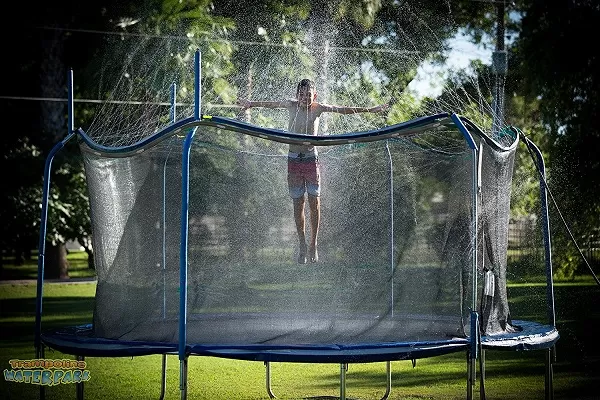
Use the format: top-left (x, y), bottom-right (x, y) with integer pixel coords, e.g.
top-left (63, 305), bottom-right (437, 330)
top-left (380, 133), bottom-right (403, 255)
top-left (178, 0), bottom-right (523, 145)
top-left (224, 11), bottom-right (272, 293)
top-left (507, 216), bottom-right (600, 276)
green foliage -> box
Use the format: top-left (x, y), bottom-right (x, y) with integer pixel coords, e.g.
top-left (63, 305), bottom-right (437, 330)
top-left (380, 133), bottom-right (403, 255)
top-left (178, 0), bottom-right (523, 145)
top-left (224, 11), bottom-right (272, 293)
top-left (335, 0), bottom-right (382, 29)
top-left (511, 1), bottom-right (600, 277)
top-left (0, 136), bottom-right (45, 260)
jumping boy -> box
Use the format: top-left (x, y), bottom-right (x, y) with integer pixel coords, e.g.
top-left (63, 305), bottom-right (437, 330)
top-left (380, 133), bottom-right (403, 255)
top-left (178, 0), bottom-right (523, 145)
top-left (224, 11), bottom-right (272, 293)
top-left (238, 78), bottom-right (388, 264)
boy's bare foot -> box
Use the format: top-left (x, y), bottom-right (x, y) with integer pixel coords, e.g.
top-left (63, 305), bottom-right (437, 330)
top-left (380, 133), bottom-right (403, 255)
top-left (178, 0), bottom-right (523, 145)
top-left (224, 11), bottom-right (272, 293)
top-left (298, 242), bottom-right (307, 264)
top-left (309, 246), bottom-right (318, 263)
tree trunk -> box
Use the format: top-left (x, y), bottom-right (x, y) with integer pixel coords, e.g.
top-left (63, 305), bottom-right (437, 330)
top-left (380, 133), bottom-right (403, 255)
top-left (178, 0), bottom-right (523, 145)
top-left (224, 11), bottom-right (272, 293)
top-left (14, 248), bottom-right (24, 266)
top-left (44, 243), bottom-right (70, 279)
top-left (77, 236), bottom-right (95, 270)
top-left (40, 29), bottom-right (66, 143)
top-left (85, 248), bottom-right (95, 270)
top-left (39, 24), bottom-right (70, 282)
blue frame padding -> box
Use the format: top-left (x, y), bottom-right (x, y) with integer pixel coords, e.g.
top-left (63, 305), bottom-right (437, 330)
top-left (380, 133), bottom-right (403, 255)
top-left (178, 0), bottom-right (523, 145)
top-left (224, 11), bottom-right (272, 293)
top-left (41, 325), bottom-right (177, 357)
top-left (76, 112), bottom-right (455, 157)
top-left (41, 319), bottom-right (557, 361)
top-left (481, 320), bottom-right (559, 351)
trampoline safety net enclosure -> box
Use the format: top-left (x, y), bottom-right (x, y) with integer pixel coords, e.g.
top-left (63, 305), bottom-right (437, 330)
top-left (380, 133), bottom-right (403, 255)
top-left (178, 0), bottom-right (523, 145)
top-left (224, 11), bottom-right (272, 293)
top-left (81, 113), bottom-right (518, 350)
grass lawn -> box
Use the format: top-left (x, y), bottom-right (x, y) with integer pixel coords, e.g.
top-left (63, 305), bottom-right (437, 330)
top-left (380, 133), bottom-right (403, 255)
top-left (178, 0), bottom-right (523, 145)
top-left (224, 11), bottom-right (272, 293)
top-left (0, 251), bottom-right (96, 281)
top-left (1, 253), bottom-right (599, 399)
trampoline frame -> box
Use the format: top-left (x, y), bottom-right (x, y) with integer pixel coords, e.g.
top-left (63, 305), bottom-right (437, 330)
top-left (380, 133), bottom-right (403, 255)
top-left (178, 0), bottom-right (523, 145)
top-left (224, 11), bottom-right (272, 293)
top-left (33, 50), bottom-right (559, 400)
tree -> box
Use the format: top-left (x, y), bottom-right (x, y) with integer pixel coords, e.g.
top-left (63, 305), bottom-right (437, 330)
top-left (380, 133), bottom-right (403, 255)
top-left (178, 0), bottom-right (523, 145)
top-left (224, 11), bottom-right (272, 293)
top-left (427, 0), bottom-right (599, 276)
top-left (511, 0), bottom-right (600, 276)
top-left (1, 0), bottom-right (149, 278)
top-left (1, 0), bottom-right (237, 277)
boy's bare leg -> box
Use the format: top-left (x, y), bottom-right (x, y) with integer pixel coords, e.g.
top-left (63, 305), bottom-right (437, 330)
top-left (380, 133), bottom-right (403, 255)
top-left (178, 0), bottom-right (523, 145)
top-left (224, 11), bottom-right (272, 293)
top-left (293, 196), bottom-right (307, 263)
top-left (307, 195), bottom-right (320, 263)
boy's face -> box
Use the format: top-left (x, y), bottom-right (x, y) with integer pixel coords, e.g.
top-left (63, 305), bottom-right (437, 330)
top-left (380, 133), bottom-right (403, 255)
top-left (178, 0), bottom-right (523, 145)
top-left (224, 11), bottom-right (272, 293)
top-left (296, 86), bottom-right (316, 107)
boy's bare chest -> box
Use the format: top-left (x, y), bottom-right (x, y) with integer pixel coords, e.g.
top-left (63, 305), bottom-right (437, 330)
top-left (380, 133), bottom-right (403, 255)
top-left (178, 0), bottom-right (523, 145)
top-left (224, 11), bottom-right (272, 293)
top-left (288, 106), bottom-right (320, 135)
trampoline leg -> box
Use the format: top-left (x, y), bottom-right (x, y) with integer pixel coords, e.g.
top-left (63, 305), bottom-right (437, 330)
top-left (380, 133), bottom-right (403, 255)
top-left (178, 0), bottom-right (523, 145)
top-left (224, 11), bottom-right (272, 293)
top-left (76, 355), bottom-right (84, 400)
top-left (545, 346), bottom-right (555, 400)
top-left (479, 349), bottom-right (486, 400)
top-left (159, 354), bottom-right (167, 400)
top-left (379, 361), bottom-right (392, 400)
top-left (265, 362), bottom-right (276, 398)
top-left (180, 358), bottom-right (188, 400)
top-left (340, 363), bottom-right (348, 400)
top-left (38, 345), bottom-right (46, 400)
top-left (466, 351), bottom-right (475, 400)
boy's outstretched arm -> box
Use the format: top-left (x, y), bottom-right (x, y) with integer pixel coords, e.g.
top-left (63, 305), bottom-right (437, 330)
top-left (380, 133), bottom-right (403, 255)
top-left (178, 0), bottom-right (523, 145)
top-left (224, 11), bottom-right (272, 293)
top-left (237, 99), bottom-right (290, 109)
top-left (320, 102), bottom-right (390, 115)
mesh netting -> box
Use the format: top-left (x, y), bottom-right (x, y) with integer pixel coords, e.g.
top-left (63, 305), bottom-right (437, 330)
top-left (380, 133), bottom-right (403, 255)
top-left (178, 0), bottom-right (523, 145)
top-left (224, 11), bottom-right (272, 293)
top-left (82, 117), bottom-right (518, 345)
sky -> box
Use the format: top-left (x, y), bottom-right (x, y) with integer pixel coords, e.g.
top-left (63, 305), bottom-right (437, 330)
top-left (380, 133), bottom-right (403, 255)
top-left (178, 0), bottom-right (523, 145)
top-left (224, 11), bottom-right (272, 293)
top-left (407, 32), bottom-right (493, 98)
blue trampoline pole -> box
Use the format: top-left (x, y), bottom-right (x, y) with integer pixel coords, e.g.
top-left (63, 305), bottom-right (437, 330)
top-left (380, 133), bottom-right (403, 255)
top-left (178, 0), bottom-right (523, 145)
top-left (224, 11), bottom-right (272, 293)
top-left (450, 114), bottom-right (479, 400)
top-left (523, 137), bottom-right (556, 327)
top-left (524, 136), bottom-right (557, 400)
top-left (34, 69), bottom-right (76, 355)
top-left (34, 69), bottom-right (76, 400)
top-left (178, 127), bottom-right (196, 400)
top-left (34, 135), bottom-right (75, 352)
top-left (179, 49), bottom-right (201, 400)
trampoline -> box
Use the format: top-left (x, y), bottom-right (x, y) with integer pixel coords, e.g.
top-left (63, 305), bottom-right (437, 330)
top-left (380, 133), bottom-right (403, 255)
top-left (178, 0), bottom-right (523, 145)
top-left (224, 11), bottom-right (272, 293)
top-left (34, 51), bottom-right (559, 400)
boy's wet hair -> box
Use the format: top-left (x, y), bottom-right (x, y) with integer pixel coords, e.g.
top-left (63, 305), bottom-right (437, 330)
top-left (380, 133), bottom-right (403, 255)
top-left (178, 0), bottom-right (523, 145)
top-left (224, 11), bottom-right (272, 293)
top-left (296, 78), bottom-right (315, 94)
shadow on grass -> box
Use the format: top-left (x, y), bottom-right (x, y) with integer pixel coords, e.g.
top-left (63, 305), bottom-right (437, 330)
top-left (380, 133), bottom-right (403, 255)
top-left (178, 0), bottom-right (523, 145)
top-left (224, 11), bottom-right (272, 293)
top-left (305, 356), bottom-right (547, 391)
top-left (0, 296), bottom-right (94, 341)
